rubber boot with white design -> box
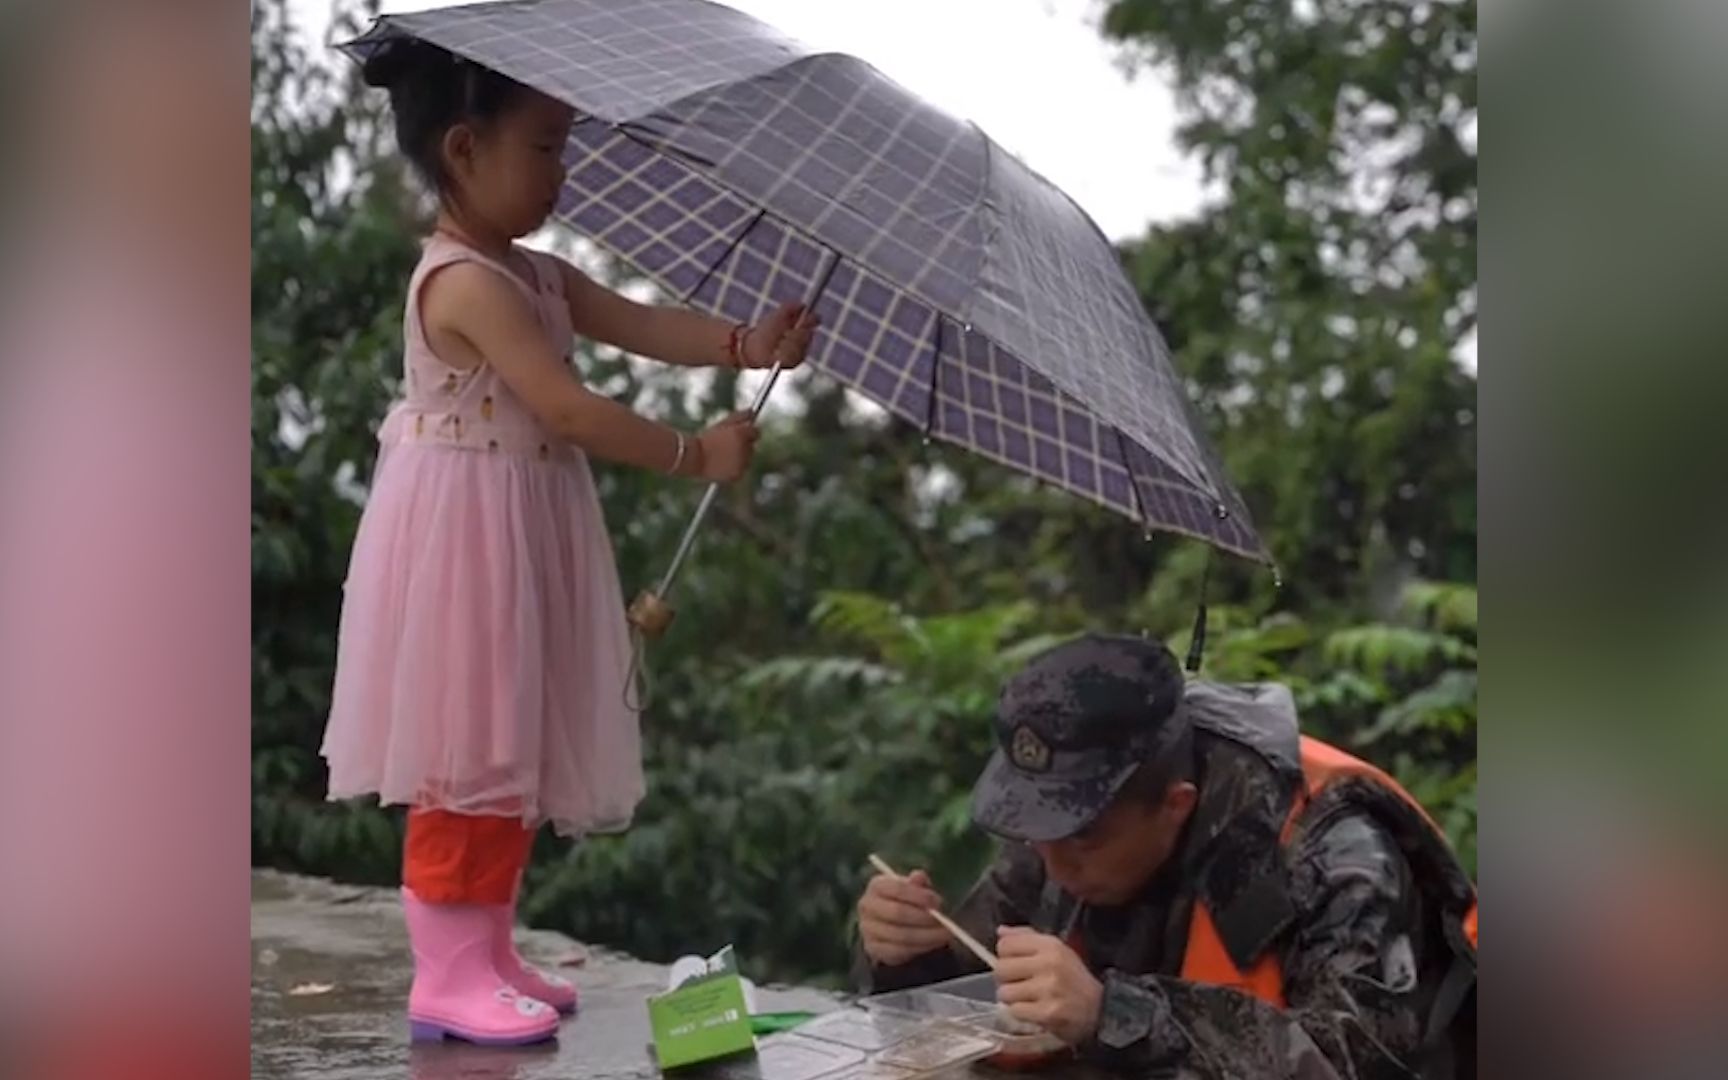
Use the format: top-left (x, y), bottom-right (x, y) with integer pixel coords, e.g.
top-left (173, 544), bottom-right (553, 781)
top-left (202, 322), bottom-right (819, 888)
top-left (402, 888), bottom-right (559, 1045)
top-left (490, 883), bottom-right (579, 1016)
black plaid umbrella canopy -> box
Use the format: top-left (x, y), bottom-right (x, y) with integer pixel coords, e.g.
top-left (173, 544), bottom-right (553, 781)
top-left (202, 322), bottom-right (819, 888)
top-left (342, 0), bottom-right (1267, 563)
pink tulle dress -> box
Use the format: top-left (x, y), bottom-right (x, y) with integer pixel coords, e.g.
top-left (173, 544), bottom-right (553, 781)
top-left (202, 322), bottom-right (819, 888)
top-left (321, 232), bottom-right (644, 838)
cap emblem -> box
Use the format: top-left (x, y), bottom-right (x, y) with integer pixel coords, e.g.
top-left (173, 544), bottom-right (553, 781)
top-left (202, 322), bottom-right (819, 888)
top-left (1010, 725), bottom-right (1052, 773)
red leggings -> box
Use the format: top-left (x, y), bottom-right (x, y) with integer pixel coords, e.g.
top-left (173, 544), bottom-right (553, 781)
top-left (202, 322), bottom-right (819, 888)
top-left (403, 808), bottom-right (535, 903)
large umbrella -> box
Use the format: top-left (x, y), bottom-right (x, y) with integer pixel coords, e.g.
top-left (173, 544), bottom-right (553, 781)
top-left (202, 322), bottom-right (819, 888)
top-left (341, 0), bottom-right (1268, 628)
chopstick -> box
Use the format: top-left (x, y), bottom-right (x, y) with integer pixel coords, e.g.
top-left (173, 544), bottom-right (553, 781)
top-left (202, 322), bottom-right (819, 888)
top-left (868, 853), bottom-right (999, 971)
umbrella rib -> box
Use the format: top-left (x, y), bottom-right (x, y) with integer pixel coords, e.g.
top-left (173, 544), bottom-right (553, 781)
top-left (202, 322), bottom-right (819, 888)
top-left (959, 121), bottom-right (1001, 319)
top-left (808, 244), bottom-right (843, 312)
top-left (922, 317), bottom-right (944, 439)
top-left (681, 207), bottom-right (768, 305)
top-left (1114, 428), bottom-right (1154, 539)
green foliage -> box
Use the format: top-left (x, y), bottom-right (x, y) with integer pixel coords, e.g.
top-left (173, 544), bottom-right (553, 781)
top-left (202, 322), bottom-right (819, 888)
top-left (1103, 0), bottom-right (1478, 615)
top-left (251, 0), bottom-right (1477, 982)
top-left (252, 0), bottom-right (416, 882)
top-left (1331, 583), bottom-right (1478, 875)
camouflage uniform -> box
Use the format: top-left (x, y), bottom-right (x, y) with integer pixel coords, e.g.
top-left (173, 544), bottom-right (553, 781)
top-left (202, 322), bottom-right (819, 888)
top-left (853, 636), bottom-right (1476, 1080)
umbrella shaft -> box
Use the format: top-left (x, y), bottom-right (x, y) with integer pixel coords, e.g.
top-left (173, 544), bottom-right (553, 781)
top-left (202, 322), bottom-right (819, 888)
top-left (744, 359), bottom-right (786, 416)
top-left (654, 362), bottom-right (785, 597)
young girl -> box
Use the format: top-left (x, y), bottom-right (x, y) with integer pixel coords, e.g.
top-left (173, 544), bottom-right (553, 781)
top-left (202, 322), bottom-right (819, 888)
top-left (321, 39), bottom-right (818, 1046)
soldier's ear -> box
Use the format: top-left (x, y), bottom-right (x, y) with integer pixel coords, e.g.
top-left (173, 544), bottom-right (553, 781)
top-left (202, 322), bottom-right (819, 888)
top-left (1163, 780), bottom-right (1198, 825)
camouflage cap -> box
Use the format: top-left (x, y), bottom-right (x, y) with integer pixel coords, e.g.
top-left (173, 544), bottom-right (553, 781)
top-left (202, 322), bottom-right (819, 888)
top-left (971, 634), bottom-right (1189, 843)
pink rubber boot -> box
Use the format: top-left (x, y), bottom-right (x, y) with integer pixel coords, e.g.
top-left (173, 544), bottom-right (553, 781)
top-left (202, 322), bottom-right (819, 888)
top-left (402, 888), bottom-right (559, 1045)
top-left (490, 883), bottom-right (579, 1016)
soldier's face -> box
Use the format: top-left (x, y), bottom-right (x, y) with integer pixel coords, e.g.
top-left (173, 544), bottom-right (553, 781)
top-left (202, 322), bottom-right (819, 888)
top-left (1032, 780), bottom-right (1198, 905)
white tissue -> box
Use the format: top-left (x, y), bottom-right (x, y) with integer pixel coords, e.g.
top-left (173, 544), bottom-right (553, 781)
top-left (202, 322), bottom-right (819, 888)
top-left (667, 952), bottom-right (760, 1013)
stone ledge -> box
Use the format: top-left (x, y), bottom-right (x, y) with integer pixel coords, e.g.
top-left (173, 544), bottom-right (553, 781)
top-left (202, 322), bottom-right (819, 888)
top-left (251, 869), bottom-right (839, 1080)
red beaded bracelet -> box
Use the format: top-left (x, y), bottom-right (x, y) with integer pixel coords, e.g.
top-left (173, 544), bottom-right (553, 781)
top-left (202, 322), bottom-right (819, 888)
top-left (726, 322), bottom-right (749, 369)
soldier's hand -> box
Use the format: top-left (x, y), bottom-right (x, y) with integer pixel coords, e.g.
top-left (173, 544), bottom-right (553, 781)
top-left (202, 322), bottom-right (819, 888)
top-left (858, 869), bottom-right (952, 967)
top-left (994, 926), bottom-right (1104, 1046)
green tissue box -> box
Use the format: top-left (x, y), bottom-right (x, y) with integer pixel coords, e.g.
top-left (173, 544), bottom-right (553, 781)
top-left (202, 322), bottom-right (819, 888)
top-left (649, 946), bottom-right (756, 1071)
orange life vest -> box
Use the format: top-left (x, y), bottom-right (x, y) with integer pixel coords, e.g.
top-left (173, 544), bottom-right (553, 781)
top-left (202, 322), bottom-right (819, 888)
top-left (1178, 735), bottom-right (1479, 1007)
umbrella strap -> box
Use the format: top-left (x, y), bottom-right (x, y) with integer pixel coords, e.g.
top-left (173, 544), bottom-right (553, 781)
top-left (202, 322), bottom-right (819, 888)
top-left (1185, 553), bottom-right (1212, 674)
top-left (624, 629), bottom-right (653, 713)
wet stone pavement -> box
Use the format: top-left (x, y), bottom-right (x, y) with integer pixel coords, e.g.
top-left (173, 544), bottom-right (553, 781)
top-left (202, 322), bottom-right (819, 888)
top-left (251, 870), bottom-right (840, 1080)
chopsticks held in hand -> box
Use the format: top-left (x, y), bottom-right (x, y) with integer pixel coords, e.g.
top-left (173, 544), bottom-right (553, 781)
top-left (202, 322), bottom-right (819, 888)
top-left (868, 853), bottom-right (999, 971)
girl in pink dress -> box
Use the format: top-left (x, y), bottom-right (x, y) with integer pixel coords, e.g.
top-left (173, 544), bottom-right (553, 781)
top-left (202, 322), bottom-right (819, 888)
top-left (321, 38), bottom-right (817, 1046)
